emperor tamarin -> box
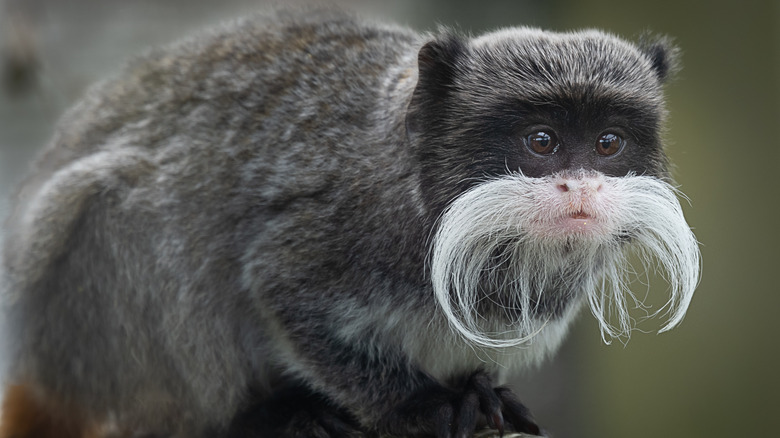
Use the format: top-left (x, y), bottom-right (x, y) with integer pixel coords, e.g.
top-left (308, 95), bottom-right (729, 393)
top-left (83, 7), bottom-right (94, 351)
top-left (0, 8), bottom-right (700, 438)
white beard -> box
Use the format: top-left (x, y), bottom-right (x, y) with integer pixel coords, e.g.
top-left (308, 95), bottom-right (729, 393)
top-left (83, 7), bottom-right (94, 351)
top-left (431, 170), bottom-right (701, 349)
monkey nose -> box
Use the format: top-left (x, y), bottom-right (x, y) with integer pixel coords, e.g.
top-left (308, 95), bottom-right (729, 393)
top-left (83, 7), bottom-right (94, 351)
top-left (556, 177), bottom-right (603, 193)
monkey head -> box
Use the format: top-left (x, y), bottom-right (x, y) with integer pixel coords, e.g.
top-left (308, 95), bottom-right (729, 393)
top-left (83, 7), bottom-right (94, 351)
top-left (406, 28), bottom-right (699, 350)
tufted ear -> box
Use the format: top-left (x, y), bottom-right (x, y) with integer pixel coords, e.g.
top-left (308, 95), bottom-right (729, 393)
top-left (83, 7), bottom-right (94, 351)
top-left (405, 31), bottom-right (467, 136)
top-left (638, 33), bottom-right (681, 83)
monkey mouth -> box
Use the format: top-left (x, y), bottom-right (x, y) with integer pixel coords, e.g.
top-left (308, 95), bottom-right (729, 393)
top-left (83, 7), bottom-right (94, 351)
top-left (528, 209), bottom-right (607, 239)
top-left (570, 211), bottom-right (592, 220)
top-left (548, 210), bottom-right (606, 237)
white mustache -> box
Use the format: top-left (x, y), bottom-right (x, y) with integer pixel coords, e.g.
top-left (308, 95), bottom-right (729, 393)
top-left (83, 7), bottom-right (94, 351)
top-left (431, 171), bottom-right (701, 349)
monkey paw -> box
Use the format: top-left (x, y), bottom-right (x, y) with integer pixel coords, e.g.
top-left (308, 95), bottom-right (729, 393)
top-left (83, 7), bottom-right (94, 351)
top-left (225, 385), bottom-right (365, 438)
top-left (382, 371), bottom-right (543, 438)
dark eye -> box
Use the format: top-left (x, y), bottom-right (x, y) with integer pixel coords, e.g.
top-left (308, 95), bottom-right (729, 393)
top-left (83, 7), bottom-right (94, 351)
top-left (525, 130), bottom-right (559, 155)
top-left (596, 132), bottom-right (625, 156)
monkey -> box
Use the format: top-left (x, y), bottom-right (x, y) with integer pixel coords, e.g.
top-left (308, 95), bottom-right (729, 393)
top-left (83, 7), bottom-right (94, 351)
top-left (0, 8), bottom-right (700, 438)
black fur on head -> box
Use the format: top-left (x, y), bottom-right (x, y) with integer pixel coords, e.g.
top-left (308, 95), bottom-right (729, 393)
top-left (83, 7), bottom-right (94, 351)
top-left (405, 30), bottom-right (468, 136)
top-left (406, 27), bottom-right (678, 218)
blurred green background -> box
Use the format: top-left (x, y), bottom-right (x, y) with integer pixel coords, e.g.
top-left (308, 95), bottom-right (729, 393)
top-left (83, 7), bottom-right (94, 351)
top-left (0, 0), bottom-right (777, 437)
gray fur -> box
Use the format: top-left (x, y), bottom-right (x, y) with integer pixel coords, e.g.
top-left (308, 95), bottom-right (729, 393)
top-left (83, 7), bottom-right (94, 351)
top-left (1, 9), bottom-right (696, 437)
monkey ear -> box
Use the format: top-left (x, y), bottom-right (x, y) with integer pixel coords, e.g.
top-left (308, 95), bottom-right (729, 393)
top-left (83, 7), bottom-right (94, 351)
top-left (415, 31), bottom-right (467, 92)
top-left (638, 33), bottom-right (681, 83)
top-left (406, 31), bottom-right (467, 136)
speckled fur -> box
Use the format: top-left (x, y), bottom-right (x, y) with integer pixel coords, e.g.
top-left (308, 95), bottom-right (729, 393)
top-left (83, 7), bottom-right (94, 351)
top-left (1, 8), bottom-right (687, 437)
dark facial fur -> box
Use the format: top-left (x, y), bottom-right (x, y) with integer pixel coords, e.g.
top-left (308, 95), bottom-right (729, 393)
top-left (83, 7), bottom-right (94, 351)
top-left (0, 9), bottom-right (698, 438)
top-left (408, 29), bottom-right (674, 215)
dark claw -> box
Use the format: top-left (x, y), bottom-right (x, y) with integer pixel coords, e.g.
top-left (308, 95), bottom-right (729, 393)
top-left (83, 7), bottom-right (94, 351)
top-left (495, 387), bottom-right (541, 436)
top-left (490, 412), bottom-right (505, 437)
top-left (454, 391), bottom-right (480, 438)
top-left (469, 372), bottom-right (505, 435)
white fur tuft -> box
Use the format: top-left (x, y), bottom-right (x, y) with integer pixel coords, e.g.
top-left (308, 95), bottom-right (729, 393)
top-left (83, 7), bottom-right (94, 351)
top-left (431, 171), bottom-right (700, 348)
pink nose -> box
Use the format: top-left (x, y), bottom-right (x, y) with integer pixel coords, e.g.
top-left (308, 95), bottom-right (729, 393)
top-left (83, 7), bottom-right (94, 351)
top-left (556, 178), bottom-right (603, 193)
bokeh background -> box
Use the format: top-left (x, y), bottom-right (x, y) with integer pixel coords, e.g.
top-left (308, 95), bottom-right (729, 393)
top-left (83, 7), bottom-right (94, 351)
top-left (0, 0), bottom-right (777, 437)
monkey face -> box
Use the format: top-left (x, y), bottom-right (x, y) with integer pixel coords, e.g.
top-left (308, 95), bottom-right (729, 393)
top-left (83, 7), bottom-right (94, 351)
top-left (408, 29), bottom-right (699, 348)
top-left (407, 28), bottom-right (672, 212)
